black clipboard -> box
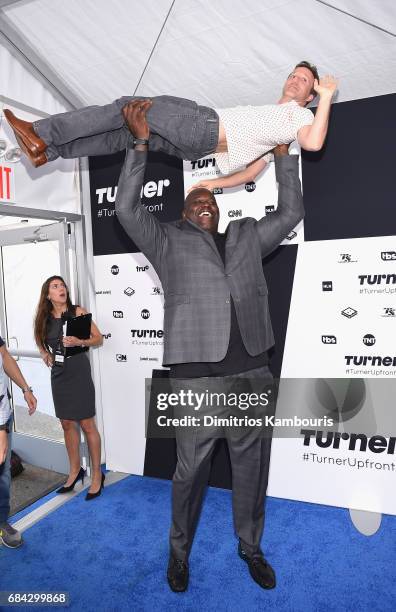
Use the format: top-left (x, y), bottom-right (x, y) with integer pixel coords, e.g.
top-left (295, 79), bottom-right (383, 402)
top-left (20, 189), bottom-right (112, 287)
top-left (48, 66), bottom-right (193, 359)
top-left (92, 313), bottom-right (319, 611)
top-left (65, 313), bottom-right (92, 357)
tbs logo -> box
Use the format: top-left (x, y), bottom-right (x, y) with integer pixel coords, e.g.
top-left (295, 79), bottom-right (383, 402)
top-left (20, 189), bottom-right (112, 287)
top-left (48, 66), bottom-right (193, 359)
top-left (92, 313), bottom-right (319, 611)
top-left (322, 281), bottom-right (333, 292)
top-left (381, 251), bottom-right (396, 261)
top-left (322, 335), bottom-right (337, 344)
top-left (111, 265), bottom-right (119, 275)
top-left (113, 310), bottom-right (123, 318)
top-left (245, 182), bottom-right (256, 193)
top-left (116, 354), bottom-right (127, 362)
top-left (363, 334), bottom-right (376, 346)
top-left (141, 309), bottom-right (150, 320)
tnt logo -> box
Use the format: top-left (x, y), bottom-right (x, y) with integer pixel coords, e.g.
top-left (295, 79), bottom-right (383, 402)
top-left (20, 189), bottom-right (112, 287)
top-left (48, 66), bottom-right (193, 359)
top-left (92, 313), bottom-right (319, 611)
top-left (111, 265), bottom-right (119, 275)
top-left (141, 309), bottom-right (150, 320)
top-left (363, 334), bottom-right (376, 346)
top-left (381, 252), bottom-right (396, 261)
top-left (322, 335), bottom-right (337, 344)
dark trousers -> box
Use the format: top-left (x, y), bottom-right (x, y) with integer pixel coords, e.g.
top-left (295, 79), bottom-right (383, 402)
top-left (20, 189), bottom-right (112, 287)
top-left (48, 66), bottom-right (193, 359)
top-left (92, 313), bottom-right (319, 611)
top-left (34, 95), bottom-right (219, 162)
top-left (169, 366), bottom-right (273, 561)
top-left (0, 416), bottom-right (12, 523)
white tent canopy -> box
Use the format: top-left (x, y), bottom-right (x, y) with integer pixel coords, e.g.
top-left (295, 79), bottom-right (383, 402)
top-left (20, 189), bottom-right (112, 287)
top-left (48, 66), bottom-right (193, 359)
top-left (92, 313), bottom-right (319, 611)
top-left (1, 0), bottom-right (395, 112)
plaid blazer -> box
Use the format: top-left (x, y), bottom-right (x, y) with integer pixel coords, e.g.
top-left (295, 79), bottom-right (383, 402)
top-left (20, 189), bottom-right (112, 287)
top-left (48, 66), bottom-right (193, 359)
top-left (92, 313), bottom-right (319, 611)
top-left (116, 150), bottom-right (304, 365)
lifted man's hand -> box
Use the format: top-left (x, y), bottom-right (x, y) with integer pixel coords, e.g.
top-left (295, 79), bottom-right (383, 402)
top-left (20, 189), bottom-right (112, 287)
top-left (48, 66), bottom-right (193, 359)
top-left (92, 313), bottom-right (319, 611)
top-left (122, 99), bottom-right (152, 141)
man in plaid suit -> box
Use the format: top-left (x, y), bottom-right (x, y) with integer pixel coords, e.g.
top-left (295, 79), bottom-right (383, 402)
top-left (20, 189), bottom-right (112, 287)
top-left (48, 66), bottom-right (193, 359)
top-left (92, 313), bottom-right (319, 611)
top-left (115, 101), bottom-right (304, 592)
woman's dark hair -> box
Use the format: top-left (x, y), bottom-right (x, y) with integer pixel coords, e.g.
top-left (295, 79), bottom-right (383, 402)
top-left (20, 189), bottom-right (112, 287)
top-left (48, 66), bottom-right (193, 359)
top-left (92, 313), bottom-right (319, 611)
top-left (295, 61), bottom-right (320, 95)
top-left (34, 275), bottom-right (73, 351)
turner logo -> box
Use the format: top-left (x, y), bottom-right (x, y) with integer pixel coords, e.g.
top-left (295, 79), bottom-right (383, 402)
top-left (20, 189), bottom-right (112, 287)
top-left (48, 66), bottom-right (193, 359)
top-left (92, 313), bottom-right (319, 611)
top-left (190, 158), bottom-right (216, 170)
top-left (141, 309), bottom-right (150, 319)
top-left (345, 355), bottom-right (396, 366)
top-left (245, 182), bottom-right (256, 193)
top-left (322, 335), bottom-right (337, 344)
top-left (141, 179), bottom-right (170, 199)
top-left (96, 179), bottom-right (170, 204)
top-left (381, 251), bottom-right (396, 261)
top-left (131, 329), bottom-right (164, 338)
top-left (301, 429), bottom-right (396, 454)
top-left (363, 334), bottom-right (376, 346)
top-left (359, 274), bottom-right (396, 285)
top-left (228, 210), bottom-right (242, 218)
top-left (113, 310), bottom-right (123, 318)
top-left (136, 265), bottom-right (149, 272)
top-left (111, 265), bottom-right (119, 275)
top-left (322, 281), bottom-right (333, 291)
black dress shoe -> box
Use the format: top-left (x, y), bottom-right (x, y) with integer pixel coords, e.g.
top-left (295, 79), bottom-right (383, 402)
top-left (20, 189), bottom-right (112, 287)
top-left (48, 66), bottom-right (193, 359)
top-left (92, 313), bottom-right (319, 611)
top-left (85, 472), bottom-right (105, 501)
top-left (238, 542), bottom-right (276, 589)
top-left (56, 467), bottom-right (86, 494)
top-left (167, 557), bottom-right (189, 592)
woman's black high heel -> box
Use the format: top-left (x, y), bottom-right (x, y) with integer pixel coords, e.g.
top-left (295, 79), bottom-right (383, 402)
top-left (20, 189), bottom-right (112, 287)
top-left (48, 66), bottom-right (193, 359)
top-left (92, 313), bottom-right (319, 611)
top-left (56, 467), bottom-right (86, 494)
top-left (85, 472), bottom-right (105, 501)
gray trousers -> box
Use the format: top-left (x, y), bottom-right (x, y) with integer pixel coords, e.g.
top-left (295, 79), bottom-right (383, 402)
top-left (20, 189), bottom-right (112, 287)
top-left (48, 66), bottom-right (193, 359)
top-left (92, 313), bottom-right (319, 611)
top-left (169, 366), bottom-right (274, 561)
top-left (34, 95), bottom-right (219, 162)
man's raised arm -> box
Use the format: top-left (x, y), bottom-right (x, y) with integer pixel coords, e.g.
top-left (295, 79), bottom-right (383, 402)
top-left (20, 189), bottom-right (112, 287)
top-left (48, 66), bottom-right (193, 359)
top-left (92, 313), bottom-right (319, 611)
top-left (255, 144), bottom-right (304, 258)
top-left (115, 100), bottom-right (166, 268)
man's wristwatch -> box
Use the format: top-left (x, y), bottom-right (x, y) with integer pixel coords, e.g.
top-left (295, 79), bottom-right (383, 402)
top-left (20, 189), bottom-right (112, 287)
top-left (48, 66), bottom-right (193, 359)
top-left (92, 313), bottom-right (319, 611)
top-left (21, 386), bottom-right (33, 394)
top-left (133, 138), bottom-right (149, 148)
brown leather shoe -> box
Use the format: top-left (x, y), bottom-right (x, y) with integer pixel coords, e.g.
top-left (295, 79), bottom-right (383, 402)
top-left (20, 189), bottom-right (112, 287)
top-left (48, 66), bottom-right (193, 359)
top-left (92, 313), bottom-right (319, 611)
top-left (4, 109), bottom-right (47, 155)
top-left (12, 132), bottom-right (48, 167)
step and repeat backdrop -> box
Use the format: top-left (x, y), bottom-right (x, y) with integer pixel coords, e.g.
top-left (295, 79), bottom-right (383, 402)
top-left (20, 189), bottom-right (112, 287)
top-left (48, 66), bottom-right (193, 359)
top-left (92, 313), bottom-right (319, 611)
top-left (89, 93), bottom-right (396, 514)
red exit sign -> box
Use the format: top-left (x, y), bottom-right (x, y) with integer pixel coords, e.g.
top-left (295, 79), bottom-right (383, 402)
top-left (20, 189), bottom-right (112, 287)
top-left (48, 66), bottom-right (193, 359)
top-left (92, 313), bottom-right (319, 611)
top-left (0, 165), bottom-right (15, 202)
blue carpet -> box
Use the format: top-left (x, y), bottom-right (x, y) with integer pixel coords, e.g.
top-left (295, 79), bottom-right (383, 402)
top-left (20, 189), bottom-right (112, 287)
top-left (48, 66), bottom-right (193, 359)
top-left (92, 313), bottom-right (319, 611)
top-left (1, 475), bottom-right (395, 611)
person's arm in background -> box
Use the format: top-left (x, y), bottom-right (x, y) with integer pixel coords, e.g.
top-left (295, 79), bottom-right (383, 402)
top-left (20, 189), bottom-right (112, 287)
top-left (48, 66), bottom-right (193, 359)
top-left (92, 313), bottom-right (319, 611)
top-left (62, 306), bottom-right (103, 349)
top-left (0, 344), bottom-right (37, 464)
top-left (115, 100), bottom-right (167, 270)
top-left (188, 157), bottom-right (268, 192)
top-left (255, 144), bottom-right (304, 257)
top-left (297, 75), bottom-right (337, 151)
